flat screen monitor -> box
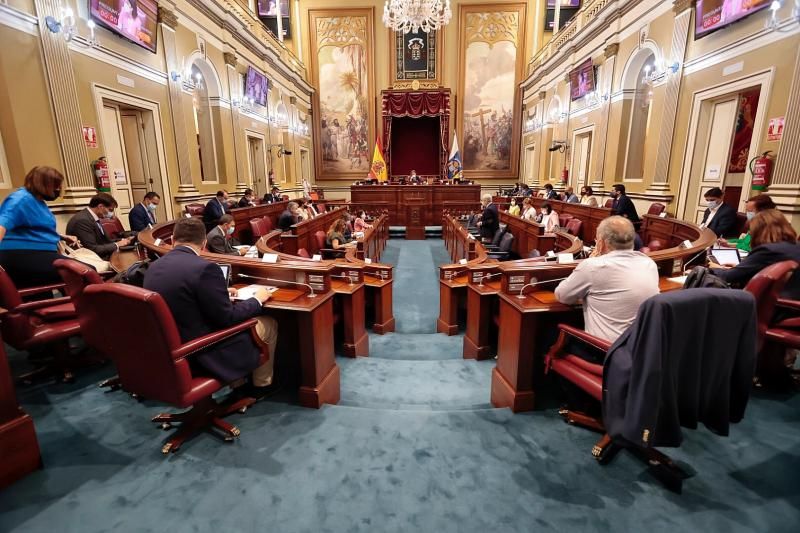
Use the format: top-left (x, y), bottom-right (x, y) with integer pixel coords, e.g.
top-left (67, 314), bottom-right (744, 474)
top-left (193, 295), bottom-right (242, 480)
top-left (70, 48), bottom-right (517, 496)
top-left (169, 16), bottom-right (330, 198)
top-left (89, 0), bottom-right (159, 54)
top-left (569, 58), bottom-right (595, 101)
top-left (257, 0), bottom-right (289, 17)
top-left (244, 67), bottom-right (268, 107)
top-left (695, 0), bottom-right (771, 38)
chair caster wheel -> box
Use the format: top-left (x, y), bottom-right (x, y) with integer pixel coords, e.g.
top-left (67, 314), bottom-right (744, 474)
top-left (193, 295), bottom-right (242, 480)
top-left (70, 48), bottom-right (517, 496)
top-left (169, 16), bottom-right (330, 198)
top-left (230, 427), bottom-right (241, 438)
top-left (239, 406), bottom-right (248, 414)
top-left (162, 443), bottom-right (173, 454)
top-left (224, 436), bottom-right (235, 443)
top-left (161, 422), bottom-right (172, 430)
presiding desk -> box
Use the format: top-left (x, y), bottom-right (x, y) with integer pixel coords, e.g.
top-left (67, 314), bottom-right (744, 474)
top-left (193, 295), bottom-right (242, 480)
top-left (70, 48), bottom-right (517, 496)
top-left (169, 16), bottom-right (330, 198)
top-left (139, 223), bottom-right (341, 408)
top-left (351, 184), bottom-right (480, 239)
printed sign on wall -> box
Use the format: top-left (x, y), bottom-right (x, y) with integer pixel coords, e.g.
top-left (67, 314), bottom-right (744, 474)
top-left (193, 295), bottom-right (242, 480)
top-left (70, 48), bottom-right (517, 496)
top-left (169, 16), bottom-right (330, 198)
top-left (767, 116), bottom-right (784, 142)
top-left (82, 126), bottom-right (97, 148)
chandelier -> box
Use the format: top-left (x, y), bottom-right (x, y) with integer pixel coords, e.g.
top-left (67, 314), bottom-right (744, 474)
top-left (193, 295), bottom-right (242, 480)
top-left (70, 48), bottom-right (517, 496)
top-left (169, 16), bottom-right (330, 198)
top-left (383, 0), bottom-right (452, 33)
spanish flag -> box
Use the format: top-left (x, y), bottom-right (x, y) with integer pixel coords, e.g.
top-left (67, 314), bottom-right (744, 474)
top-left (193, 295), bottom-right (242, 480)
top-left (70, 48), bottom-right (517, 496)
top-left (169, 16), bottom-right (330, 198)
top-left (368, 135), bottom-right (388, 182)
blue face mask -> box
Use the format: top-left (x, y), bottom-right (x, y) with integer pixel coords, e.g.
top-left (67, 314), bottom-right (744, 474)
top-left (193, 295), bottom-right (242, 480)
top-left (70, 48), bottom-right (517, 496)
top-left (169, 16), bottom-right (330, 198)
top-left (227, 227), bottom-right (235, 236)
top-left (147, 202), bottom-right (157, 212)
top-left (746, 211), bottom-right (755, 221)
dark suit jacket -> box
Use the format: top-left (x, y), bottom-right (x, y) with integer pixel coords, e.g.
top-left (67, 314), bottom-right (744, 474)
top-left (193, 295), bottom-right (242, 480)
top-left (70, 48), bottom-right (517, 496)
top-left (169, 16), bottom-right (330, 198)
top-left (543, 189), bottom-right (557, 200)
top-left (143, 246), bottom-right (264, 382)
top-left (713, 241), bottom-right (800, 298)
top-left (206, 226), bottom-right (240, 255)
top-left (129, 203), bottom-right (155, 233)
top-left (480, 203), bottom-right (499, 240)
top-left (238, 197), bottom-right (254, 208)
top-left (65, 208), bottom-right (117, 259)
top-left (263, 193), bottom-right (282, 204)
top-left (278, 210), bottom-right (296, 231)
top-left (603, 289), bottom-right (757, 448)
top-left (203, 198), bottom-right (229, 231)
top-left (702, 202), bottom-right (738, 238)
top-left (611, 194), bottom-right (640, 222)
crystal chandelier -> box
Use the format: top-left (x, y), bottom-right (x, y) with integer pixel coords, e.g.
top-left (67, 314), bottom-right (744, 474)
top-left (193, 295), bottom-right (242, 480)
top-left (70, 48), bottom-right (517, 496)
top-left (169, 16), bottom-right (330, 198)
top-left (383, 0), bottom-right (452, 33)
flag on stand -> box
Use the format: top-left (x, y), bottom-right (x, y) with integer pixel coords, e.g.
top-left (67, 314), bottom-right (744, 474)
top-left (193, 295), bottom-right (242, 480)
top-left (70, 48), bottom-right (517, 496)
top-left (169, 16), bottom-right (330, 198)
top-left (447, 134), bottom-right (463, 181)
top-left (368, 136), bottom-right (388, 182)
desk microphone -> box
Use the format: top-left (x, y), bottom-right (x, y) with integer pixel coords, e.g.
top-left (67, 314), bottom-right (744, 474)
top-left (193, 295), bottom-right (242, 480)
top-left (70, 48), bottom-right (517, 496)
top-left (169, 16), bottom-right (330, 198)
top-left (515, 277), bottom-right (569, 299)
top-left (237, 273), bottom-right (318, 298)
top-left (331, 273), bottom-right (356, 285)
top-left (682, 245), bottom-right (713, 272)
top-left (478, 271), bottom-right (502, 286)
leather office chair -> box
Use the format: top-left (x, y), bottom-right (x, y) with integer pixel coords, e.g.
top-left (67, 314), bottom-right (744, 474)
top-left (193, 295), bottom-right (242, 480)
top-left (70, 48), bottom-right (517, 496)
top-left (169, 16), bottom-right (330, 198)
top-left (484, 226), bottom-right (507, 250)
top-left (297, 248), bottom-right (311, 258)
top-left (487, 232), bottom-right (514, 261)
top-left (98, 217), bottom-right (125, 240)
top-left (281, 194), bottom-right (290, 201)
top-left (545, 289), bottom-right (757, 493)
top-left (185, 203), bottom-right (205, 217)
top-left (314, 230), bottom-right (345, 259)
top-left (80, 283), bottom-right (269, 454)
top-left (0, 266), bottom-right (81, 383)
top-left (647, 203), bottom-right (666, 216)
top-left (565, 218), bottom-right (583, 237)
top-left (604, 198), bottom-right (614, 208)
top-left (249, 217), bottom-right (270, 240)
top-left (558, 214), bottom-right (573, 227)
top-left (262, 216), bottom-right (273, 232)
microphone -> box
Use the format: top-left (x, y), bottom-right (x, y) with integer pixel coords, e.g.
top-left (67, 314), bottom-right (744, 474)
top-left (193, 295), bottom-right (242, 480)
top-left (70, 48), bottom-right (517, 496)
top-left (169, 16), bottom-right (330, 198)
top-left (237, 273), bottom-right (318, 298)
top-left (478, 271), bottom-right (502, 286)
top-left (515, 276), bottom-right (569, 299)
top-left (331, 273), bottom-right (356, 285)
top-left (682, 245), bottom-right (713, 272)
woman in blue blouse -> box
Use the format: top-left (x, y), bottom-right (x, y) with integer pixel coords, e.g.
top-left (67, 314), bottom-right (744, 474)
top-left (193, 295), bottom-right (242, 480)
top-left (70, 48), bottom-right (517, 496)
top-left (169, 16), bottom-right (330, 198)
top-left (0, 166), bottom-right (79, 287)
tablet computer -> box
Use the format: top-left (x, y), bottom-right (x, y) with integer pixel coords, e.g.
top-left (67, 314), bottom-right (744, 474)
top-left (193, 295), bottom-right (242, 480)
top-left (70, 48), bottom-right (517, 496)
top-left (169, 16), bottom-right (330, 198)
top-left (710, 248), bottom-right (741, 266)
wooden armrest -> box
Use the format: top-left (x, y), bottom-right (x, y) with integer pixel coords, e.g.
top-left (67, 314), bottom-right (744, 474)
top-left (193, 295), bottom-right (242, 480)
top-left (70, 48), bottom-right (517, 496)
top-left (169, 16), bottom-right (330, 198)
top-left (172, 318), bottom-right (258, 360)
top-left (777, 298), bottom-right (800, 312)
top-left (15, 296), bottom-right (72, 313)
top-left (558, 323), bottom-right (613, 352)
top-left (19, 283), bottom-right (66, 298)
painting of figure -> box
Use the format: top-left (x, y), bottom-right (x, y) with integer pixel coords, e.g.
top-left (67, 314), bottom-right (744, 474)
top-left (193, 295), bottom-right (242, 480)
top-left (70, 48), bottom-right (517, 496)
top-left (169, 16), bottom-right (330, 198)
top-left (459, 6), bottom-right (525, 175)
top-left (310, 11), bottom-right (374, 178)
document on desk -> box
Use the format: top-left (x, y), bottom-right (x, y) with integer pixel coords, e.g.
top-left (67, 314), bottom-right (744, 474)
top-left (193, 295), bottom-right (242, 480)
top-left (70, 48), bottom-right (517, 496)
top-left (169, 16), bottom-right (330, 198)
top-left (667, 275), bottom-right (688, 285)
top-left (233, 284), bottom-right (278, 302)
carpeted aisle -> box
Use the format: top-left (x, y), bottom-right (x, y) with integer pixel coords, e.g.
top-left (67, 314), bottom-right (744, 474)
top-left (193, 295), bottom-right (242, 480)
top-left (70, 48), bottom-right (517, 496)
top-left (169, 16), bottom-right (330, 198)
top-left (1, 238), bottom-right (800, 533)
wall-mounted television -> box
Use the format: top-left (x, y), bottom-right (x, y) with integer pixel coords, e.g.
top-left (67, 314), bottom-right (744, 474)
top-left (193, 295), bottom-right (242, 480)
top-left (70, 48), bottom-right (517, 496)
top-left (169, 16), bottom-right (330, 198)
top-left (695, 0), bottom-right (771, 39)
top-left (89, 0), bottom-right (159, 54)
top-left (244, 66), bottom-right (269, 107)
top-left (257, 0), bottom-right (289, 17)
top-left (569, 58), bottom-right (595, 101)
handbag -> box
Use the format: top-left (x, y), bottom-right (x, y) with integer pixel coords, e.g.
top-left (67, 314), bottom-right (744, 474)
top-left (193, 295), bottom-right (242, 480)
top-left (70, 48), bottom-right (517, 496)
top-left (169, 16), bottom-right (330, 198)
top-left (683, 266), bottom-right (730, 289)
top-left (58, 242), bottom-right (112, 274)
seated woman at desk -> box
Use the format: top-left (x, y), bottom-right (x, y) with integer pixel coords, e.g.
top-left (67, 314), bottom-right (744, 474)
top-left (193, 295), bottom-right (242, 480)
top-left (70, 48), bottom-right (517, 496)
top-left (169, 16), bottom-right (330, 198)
top-left (508, 198), bottom-right (521, 217)
top-left (717, 193), bottom-right (775, 252)
top-left (326, 219), bottom-right (356, 250)
top-left (354, 211), bottom-right (373, 232)
top-left (539, 202), bottom-right (560, 233)
top-left (296, 200), bottom-right (312, 222)
top-left (580, 186), bottom-right (599, 207)
top-left (521, 198), bottom-right (537, 221)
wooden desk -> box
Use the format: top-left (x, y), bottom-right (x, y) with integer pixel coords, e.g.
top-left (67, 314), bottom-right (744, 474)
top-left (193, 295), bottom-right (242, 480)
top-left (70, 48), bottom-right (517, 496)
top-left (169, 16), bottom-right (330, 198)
top-left (351, 184), bottom-right (480, 230)
top-left (140, 223), bottom-right (340, 408)
top-left (0, 339), bottom-right (42, 489)
top-left (110, 249), bottom-right (141, 273)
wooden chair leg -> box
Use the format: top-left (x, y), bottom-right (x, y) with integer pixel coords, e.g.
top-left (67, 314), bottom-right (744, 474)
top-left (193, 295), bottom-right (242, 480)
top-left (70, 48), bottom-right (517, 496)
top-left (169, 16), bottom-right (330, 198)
top-left (558, 407), bottom-right (605, 432)
top-left (592, 434), bottom-right (621, 465)
top-left (153, 396), bottom-right (250, 454)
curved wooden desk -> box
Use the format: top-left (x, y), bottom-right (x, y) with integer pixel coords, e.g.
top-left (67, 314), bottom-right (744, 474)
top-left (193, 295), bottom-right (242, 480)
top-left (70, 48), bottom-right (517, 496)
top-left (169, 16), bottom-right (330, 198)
top-left (138, 222), bottom-right (340, 408)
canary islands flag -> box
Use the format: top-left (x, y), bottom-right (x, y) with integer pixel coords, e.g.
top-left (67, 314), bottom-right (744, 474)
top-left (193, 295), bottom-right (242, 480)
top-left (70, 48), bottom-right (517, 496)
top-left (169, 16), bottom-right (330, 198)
top-left (368, 136), bottom-right (388, 182)
top-left (447, 133), bottom-right (463, 181)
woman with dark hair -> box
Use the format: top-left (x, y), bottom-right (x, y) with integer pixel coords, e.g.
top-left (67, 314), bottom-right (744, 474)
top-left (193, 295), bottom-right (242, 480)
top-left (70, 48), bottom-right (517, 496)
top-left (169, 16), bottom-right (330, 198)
top-left (580, 185), bottom-right (598, 207)
top-left (539, 202), bottom-right (560, 233)
top-left (0, 166), bottom-right (79, 287)
top-left (711, 209), bottom-right (800, 298)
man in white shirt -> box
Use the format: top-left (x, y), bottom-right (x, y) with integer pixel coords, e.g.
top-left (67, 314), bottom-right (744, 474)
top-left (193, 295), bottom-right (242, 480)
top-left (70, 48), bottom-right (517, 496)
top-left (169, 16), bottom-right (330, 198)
top-left (554, 216), bottom-right (659, 360)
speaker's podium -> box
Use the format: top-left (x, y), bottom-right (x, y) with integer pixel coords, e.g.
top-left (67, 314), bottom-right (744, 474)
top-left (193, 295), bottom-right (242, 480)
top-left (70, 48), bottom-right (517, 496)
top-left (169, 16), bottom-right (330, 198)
top-left (405, 195), bottom-right (428, 240)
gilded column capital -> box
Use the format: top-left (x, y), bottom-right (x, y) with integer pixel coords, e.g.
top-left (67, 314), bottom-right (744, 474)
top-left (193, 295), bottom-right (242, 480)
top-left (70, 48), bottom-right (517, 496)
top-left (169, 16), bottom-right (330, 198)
top-left (223, 52), bottom-right (238, 67)
top-left (604, 43), bottom-right (620, 59)
top-left (673, 0), bottom-right (696, 15)
top-left (158, 7), bottom-right (178, 29)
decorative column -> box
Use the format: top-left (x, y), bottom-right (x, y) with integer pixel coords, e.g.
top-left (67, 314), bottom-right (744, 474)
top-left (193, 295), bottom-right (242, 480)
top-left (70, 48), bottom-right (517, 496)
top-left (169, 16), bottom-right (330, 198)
top-left (34, 0), bottom-right (94, 200)
top-left (647, 0), bottom-right (695, 195)
top-left (768, 45), bottom-right (800, 225)
top-left (224, 51), bottom-right (249, 192)
top-left (531, 91), bottom-right (547, 188)
top-left (591, 43), bottom-right (619, 192)
top-left (158, 7), bottom-right (198, 194)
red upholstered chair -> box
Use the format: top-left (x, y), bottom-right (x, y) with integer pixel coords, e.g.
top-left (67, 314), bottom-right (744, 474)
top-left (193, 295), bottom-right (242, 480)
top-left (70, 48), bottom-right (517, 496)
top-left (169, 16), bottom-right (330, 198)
top-left (80, 283), bottom-right (269, 453)
top-left (647, 203), bottom-right (666, 216)
top-left (262, 216), bottom-right (273, 232)
top-left (297, 248), bottom-right (311, 258)
top-left (565, 218), bottom-right (583, 237)
top-left (315, 230), bottom-right (345, 259)
top-left (646, 239), bottom-right (664, 252)
top-left (185, 203), bottom-right (205, 217)
top-left (604, 198), bottom-right (614, 208)
top-left (316, 203), bottom-right (327, 213)
top-left (281, 194), bottom-right (290, 201)
top-left (558, 214), bottom-right (573, 227)
top-left (249, 217), bottom-right (270, 240)
top-left (0, 266), bottom-right (80, 383)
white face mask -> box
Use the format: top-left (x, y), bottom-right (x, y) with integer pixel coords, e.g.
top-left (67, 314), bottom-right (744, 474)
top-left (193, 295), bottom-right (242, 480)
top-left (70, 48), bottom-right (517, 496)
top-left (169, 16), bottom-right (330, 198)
top-left (707, 200), bottom-right (719, 209)
top-left (540, 210), bottom-right (547, 215)
top-left (746, 211), bottom-right (755, 220)
top-left (105, 211), bottom-right (115, 219)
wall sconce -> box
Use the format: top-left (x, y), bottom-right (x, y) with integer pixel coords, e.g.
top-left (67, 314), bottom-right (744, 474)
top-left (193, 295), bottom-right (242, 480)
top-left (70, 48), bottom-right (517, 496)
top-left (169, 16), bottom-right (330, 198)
top-left (86, 20), bottom-right (99, 47)
top-left (766, 1), bottom-right (800, 30)
top-left (170, 71), bottom-right (182, 82)
top-left (643, 60), bottom-right (682, 86)
top-left (584, 91), bottom-right (611, 108)
top-left (44, 7), bottom-right (76, 42)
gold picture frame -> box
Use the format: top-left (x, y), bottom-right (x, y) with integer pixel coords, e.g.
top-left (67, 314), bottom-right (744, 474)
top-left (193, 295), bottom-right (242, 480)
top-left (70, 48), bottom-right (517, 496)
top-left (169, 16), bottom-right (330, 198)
top-left (388, 26), bottom-right (444, 89)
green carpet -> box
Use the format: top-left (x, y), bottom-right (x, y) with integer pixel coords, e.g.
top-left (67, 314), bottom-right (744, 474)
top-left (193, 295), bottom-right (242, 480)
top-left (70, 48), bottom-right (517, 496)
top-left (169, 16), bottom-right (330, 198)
top-left (1, 238), bottom-right (799, 532)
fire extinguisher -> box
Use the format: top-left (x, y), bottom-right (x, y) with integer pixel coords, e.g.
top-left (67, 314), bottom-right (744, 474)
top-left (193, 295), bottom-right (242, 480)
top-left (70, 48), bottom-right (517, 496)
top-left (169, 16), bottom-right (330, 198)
top-left (749, 151), bottom-right (774, 193)
top-left (561, 168), bottom-right (569, 184)
top-left (92, 157), bottom-right (111, 192)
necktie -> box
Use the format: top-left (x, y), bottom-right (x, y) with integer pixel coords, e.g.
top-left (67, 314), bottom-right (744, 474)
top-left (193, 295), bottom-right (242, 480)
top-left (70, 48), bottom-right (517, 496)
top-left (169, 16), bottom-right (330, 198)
top-left (96, 220), bottom-right (105, 236)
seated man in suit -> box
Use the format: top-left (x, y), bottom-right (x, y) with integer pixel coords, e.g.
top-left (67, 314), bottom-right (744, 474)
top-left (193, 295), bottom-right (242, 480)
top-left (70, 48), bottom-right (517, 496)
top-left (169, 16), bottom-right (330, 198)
top-left (701, 187), bottom-right (738, 238)
top-left (203, 190), bottom-right (230, 232)
top-left (144, 217), bottom-right (279, 398)
top-left (477, 193), bottom-right (499, 241)
top-left (521, 183), bottom-right (533, 197)
top-left (207, 214), bottom-right (247, 256)
top-left (238, 188), bottom-right (256, 208)
top-left (263, 186), bottom-right (283, 204)
top-left (562, 187), bottom-right (579, 203)
top-left (66, 193), bottom-right (132, 259)
top-left (554, 216), bottom-right (659, 361)
top-left (610, 183), bottom-right (640, 223)
top-left (408, 170), bottom-right (422, 184)
top-left (278, 202), bottom-right (299, 231)
top-left (541, 183), bottom-right (558, 200)
top-left (128, 191), bottom-right (160, 232)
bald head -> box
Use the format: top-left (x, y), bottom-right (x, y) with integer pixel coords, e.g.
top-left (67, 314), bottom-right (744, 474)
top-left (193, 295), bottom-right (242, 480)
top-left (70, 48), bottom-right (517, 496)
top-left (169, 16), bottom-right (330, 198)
top-left (596, 216), bottom-right (635, 251)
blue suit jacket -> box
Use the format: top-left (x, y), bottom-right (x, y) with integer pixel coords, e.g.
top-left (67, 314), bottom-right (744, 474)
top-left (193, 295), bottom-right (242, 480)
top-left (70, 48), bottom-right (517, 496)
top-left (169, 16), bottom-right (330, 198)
top-left (129, 203), bottom-right (154, 232)
top-left (203, 198), bottom-right (228, 231)
top-left (143, 246), bottom-right (264, 382)
top-left (702, 202), bottom-right (738, 238)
